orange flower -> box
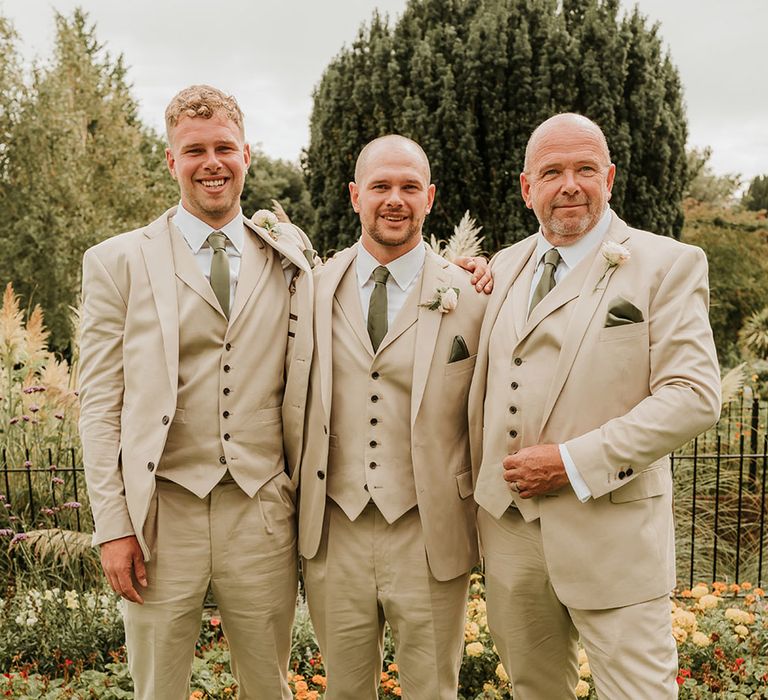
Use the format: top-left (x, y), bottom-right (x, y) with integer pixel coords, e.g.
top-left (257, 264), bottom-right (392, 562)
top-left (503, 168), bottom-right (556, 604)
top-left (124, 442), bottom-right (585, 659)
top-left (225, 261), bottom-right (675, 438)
top-left (741, 582), bottom-right (753, 591)
top-left (189, 693), bottom-right (204, 700)
top-left (381, 672), bottom-right (390, 682)
top-left (729, 583), bottom-right (741, 594)
top-left (311, 674), bottom-right (327, 687)
top-left (387, 663), bottom-right (399, 673)
top-left (755, 587), bottom-right (765, 597)
top-left (210, 617), bottom-right (221, 627)
top-left (393, 689), bottom-right (402, 697)
top-left (712, 581), bottom-right (727, 593)
top-left (295, 681), bottom-right (309, 692)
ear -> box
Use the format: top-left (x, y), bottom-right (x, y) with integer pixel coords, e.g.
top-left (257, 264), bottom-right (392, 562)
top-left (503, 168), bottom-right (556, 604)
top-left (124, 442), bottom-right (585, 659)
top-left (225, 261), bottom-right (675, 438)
top-left (349, 181), bottom-right (360, 212)
top-left (243, 142), bottom-right (251, 170)
top-left (605, 163), bottom-right (616, 201)
top-left (165, 147), bottom-right (177, 180)
top-left (425, 183), bottom-right (436, 214)
top-left (520, 172), bottom-right (533, 210)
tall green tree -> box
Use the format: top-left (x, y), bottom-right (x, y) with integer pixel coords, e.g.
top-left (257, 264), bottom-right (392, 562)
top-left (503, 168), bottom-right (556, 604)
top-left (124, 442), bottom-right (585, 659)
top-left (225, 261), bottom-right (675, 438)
top-left (305, 0), bottom-right (688, 254)
top-left (743, 175), bottom-right (768, 212)
top-left (0, 10), bottom-right (175, 350)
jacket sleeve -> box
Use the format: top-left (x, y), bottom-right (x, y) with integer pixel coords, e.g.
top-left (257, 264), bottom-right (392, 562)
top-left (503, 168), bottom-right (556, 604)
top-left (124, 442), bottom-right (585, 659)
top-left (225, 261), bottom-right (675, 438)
top-left (78, 248), bottom-right (135, 544)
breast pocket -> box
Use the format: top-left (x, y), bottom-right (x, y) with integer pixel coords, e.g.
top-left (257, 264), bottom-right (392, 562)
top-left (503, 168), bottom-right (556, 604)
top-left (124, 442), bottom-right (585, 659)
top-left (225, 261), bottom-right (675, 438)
top-left (444, 354), bottom-right (477, 376)
top-left (598, 321), bottom-right (649, 343)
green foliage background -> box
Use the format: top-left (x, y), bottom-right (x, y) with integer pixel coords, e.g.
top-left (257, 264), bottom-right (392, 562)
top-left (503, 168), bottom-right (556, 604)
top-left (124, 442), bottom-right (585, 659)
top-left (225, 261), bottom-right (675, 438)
top-left (304, 0), bottom-right (688, 254)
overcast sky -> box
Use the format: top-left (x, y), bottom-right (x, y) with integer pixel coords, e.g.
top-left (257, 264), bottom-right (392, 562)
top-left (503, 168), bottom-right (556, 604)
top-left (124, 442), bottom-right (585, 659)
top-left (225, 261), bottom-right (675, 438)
top-left (3, 0), bottom-right (766, 184)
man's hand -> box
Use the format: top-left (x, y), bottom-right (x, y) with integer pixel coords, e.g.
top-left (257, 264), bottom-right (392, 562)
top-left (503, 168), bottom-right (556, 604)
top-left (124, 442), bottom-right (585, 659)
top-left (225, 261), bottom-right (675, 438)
top-left (100, 535), bottom-right (147, 604)
top-left (454, 256), bottom-right (494, 294)
top-left (502, 444), bottom-right (570, 498)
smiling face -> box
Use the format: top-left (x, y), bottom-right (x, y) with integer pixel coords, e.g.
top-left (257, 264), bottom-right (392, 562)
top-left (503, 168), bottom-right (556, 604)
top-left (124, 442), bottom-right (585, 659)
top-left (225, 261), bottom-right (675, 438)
top-left (349, 137), bottom-right (436, 264)
top-left (520, 115), bottom-right (616, 247)
top-left (165, 112), bottom-right (250, 228)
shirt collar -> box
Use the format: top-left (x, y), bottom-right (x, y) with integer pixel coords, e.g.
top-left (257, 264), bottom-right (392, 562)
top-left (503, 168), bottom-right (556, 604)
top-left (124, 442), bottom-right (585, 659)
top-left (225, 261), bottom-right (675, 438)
top-left (356, 239), bottom-right (426, 291)
top-left (534, 206), bottom-right (612, 271)
top-left (173, 202), bottom-right (245, 254)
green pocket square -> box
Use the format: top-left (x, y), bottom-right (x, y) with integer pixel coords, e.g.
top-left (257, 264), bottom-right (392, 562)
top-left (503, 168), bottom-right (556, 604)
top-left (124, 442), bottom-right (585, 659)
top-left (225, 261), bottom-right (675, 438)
top-left (448, 335), bottom-right (470, 363)
top-left (605, 296), bottom-right (644, 327)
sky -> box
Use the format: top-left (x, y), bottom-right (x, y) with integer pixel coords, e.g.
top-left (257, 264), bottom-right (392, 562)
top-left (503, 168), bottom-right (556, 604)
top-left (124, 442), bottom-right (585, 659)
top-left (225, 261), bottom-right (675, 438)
top-left (2, 0), bottom-right (766, 185)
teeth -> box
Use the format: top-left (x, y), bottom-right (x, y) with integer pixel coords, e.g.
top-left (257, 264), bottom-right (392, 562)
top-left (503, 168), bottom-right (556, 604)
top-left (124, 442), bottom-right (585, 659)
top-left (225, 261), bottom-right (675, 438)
top-left (202, 179), bottom-right (225, 188)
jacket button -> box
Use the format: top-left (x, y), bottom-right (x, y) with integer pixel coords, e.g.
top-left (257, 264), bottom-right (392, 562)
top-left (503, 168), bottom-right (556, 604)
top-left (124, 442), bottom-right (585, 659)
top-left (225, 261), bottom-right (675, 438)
top-left (626, 468), bottom-right (634, 477)
top-left (509, 406), bottom-right (517, 414)
top-left (371, 395), bottom-right (379, 403)
top-left (618, 470), bottom-right (626, 479)
top-left (161, 415), bottom-right (170, 425)
top-left (509, 430), bottom-right (518, 438)
top-left (369, 440), bottom-right (377, 448)
top-left (225, 343), bottom-right (232, 351)
top-left (223, 387), bottom-right (231, 396)
top-left (514, 357), bottom-right (523, 366)
top-left (370, 418), bottom-right (378, 425)
top-left (223, 364), bottom-right (231, 373)
top-left (511, 382), bottom-right (519, 390)
top-left (147, 462), bottom-right (155, 472)
top-left (223, 411), bottom-right (230, 419)
top-left (371, 371), bottom-right (380, 379)
top-left (219, 456), bottom-right (226, 465)
top-left (317, 470), bottom-right (325, 480)
top-left (369, 462), bottom-right (377, 470)
top-left (223, 433), bottom-right (231, 441)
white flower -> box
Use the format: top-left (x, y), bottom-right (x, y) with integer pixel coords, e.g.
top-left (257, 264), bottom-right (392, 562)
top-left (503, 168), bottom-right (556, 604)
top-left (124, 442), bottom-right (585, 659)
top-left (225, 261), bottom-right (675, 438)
top-left (465, 641), bottom-right (485, 657)
top-left (594, 240), bottom-right (631, 291)
top-left (252, 209), bottom-right (279, 230)
top-left (64, 590), bottom-right (79, 610)
top-left (575, 679), bottom-right (591, 698)
top-left (420, 286), bottom-right (460, 313)
top-left (601, 240), bottom-right (631, 267)
top-left (26, 615), bottom-right (38, 627)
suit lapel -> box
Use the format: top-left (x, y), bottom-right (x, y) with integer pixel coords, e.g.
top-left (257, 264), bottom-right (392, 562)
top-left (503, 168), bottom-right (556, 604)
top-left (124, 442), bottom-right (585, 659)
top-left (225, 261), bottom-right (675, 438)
top-left (335, 253), bottom-right (374, 356)
top-left (244, 218), bottom-right (312, 276)
top-left (410, 250), bottom-right (450, 426)
top-left (229, 225), bottom-right (268, 326)
top-left (168, 220), bottom-right (223, 315)
top-left (317, 246), bottom-right (358, 422)
top-left (537, 216), bottom-right (631, 436)
top-left (141, 211), bottom-right (180, 394)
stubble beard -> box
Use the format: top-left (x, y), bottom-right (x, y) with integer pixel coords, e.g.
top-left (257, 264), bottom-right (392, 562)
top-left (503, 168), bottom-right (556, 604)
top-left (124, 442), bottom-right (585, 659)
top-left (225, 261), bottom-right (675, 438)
top-left (545, 201), bottom-right (601, 241)
top-left (366, 216), bottom-right (422, 248)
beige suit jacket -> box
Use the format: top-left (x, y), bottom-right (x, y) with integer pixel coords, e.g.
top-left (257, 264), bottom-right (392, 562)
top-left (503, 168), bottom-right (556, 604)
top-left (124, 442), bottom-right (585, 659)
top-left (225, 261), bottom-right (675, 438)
top-left (299, 244), bottom-right (487, 581)
top-left (78, 207), bottom-right (314, 558)
top-left (469, 213), bottom-right (721, 609)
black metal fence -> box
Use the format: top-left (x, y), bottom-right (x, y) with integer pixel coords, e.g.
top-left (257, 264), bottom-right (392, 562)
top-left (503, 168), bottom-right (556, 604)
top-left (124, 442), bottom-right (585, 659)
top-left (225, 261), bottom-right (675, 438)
top-left (2, 397), bottom-right (767, 588)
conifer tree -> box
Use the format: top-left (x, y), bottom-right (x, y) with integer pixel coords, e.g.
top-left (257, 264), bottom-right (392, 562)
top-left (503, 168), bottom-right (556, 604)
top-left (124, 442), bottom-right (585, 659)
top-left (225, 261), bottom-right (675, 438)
top-left (305, 0), bottom-right (688, 253)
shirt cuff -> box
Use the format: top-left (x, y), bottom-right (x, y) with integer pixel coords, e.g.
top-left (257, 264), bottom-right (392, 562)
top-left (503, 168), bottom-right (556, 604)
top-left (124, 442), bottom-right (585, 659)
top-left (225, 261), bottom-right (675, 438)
top-left (559, 443), bottom-right (592, 502)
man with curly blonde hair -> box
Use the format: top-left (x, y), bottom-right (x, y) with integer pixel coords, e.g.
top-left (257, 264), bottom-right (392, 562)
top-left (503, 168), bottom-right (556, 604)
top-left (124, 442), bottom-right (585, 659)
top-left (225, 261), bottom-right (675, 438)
top-left (79, 84), bottom-right (314, 699)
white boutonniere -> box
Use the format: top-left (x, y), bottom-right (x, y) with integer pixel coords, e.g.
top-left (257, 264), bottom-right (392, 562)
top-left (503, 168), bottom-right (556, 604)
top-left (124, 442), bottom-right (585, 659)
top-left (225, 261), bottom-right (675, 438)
top-left (252, 209), bottom-right (280, 239)
top-left (420, 286), bottom-right (460, 313)
top-left (594, 241), bottom-right (630, 290)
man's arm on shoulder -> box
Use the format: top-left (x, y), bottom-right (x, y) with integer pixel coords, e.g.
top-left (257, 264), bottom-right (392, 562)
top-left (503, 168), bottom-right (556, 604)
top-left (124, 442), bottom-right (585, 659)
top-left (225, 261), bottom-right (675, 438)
top-left (565, 244), bottom-right (721, 499)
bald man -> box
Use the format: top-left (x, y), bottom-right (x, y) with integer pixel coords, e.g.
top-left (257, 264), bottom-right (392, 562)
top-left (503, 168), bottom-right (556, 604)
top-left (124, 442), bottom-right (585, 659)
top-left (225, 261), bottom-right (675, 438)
top-left (299, 135), bottom-right (488, 699)
top-left (468, 114), bottom-right (720, 699)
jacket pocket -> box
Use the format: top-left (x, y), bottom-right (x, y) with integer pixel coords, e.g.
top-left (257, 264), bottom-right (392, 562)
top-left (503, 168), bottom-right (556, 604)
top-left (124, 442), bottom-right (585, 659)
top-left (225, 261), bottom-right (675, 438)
top-left (456, 468), bottom-right (474, 499)
top-left (444, 354), bottom-right (477, 376)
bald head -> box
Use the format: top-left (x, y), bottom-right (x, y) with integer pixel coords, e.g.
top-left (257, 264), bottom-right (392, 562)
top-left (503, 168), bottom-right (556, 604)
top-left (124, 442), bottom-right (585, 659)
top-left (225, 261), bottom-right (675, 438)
top-left (524, 113), bottom-right (611, 174)
top-left (354, 135), bottom-right (431, 185)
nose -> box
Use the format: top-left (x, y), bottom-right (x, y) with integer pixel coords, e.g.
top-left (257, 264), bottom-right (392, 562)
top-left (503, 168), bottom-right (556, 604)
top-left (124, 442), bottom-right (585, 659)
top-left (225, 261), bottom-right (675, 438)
top-left (385, 188), bottom-right (404, 206)
top-left (202, 148), bottom-right (223, 171)
top-left (561, 169), bottom-right (580, 195)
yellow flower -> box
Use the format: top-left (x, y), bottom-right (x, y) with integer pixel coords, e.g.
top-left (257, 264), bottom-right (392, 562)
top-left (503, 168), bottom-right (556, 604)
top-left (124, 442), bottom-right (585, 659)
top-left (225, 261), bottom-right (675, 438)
top-left (575, 679), bottom-right (591, 697)
top-left (734, 624), bottom-right (749, 637)
top-left (671, 608), bottom-right (697, 634)
top-left (696, 594), bottom-right (719, 610)
top-left (465, 621), bottom-right (480, 641)
top-left (578, 662), bottom-right (591, 679)
top-left (466, 641), bottom-right (485, 657)
top-left (672, 626), bottom-right (688, 643)
top-left (495, 663), bottom-right (509, 682)
top-left (311, 675), bottom-right (326, 687)
top-left (294, 680), bottom-right (309, 692)
top-left (691, 631), bottom-right (711, 647)
top-left (690, 583), bottom-right (709, 599)
top-left (724, 608), bottom-right (753, 625)
top-left (577, 647), bottom-right (588, 665)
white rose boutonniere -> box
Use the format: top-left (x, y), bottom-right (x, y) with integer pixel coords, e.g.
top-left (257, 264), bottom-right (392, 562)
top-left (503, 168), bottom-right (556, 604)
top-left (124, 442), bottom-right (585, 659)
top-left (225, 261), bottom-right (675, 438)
top-left (420, 286), bottom-right (460, 313)
top-left (252, 209), bottom-right (279, 239)
top-left (594, 241), bottom-right (630, 290)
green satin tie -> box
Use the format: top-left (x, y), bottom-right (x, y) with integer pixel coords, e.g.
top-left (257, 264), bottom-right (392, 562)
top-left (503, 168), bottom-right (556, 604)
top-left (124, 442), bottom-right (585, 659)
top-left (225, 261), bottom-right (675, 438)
top-left (207, 231), bottom-right (230, 318)
top-left (528, 247), bottom-right (561, 316)
top-left (367, 265), bottom-right (390, 352)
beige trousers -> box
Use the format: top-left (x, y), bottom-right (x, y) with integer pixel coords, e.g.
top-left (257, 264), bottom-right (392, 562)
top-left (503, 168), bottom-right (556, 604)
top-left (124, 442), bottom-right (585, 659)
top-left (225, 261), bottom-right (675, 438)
top-left (478, 507), bottom-right (678, 700)
top-left (122, 475), bottom-right (298, 700)
top-left (303, 501), bottom-right (470, 700)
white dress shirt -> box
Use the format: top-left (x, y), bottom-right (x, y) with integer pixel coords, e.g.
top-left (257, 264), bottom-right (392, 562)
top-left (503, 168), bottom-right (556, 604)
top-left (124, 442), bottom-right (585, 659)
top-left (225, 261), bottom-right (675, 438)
top-left (356, 240), bottom-right (426, 326)
top-left (173, 203), bottom-right (244, 312)
top-left (530, 206), bottom-right (612, 503)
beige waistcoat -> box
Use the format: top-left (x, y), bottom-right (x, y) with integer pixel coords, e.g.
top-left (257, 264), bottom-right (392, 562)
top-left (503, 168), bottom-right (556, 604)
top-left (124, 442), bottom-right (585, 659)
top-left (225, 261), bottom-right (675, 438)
top-left (326, 263), bottom-right (420, 524)
top-left (157, 225), bottom-right (289, 498)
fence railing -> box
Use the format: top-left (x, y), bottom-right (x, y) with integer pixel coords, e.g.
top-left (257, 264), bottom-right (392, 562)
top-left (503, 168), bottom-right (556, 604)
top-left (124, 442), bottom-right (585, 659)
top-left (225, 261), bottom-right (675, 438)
top-left (2, 397), bottom-right (767, 588)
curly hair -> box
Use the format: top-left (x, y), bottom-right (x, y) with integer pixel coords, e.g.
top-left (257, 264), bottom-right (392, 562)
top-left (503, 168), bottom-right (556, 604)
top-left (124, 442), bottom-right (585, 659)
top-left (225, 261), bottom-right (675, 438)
top-left (164, 85), bottom-right (244, 139)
